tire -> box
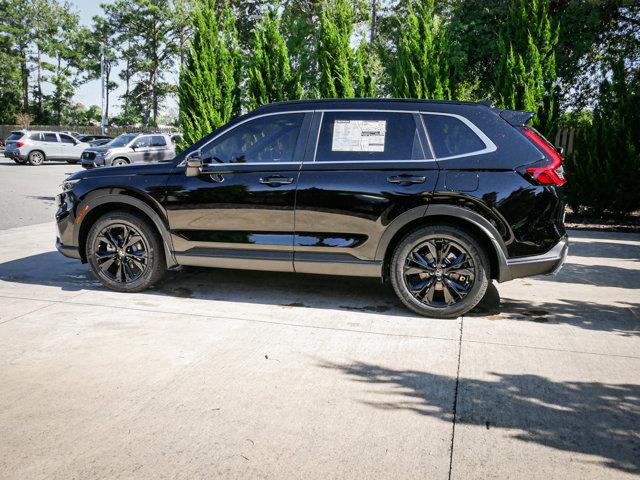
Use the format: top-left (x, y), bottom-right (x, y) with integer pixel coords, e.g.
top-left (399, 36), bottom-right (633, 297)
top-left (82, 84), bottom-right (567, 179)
top-left (28, 150), bottom-right (45, 166)
top-left (13, 158), bottom-right (25, 164)
top-left (86, 211), bottom-right (167, 292)
top-left (66, 159), bottom-right (79, 164)
top-left (389, 225), bottom-right (490, 318)
top-left (111, 157), bottom-right (129, 166)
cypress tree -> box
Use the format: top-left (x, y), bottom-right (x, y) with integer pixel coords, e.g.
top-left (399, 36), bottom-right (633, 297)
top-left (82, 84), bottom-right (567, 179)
top-left (247, 10), bottom-right (302, 109)
top-left (317, 0), bottom-right (355, 98)
top-left (178, 0), bottom-right (239, 147)
top-left (391, 0), bottom-right (450, 100)
top-left (495, 0), bottom-right (558, 136)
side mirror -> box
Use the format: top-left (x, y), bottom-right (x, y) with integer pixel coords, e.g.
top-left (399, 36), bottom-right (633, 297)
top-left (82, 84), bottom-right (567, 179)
top-left (185, 150), bottom-right (203, 177)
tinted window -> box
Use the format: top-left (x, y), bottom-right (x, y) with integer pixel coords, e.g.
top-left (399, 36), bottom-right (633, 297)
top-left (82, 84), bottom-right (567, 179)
top-left (203, 113), bottom-right (304, 164)
top-left (150, 135), bottom-right (167, 147)
top-left (59, 134), bottom-right (75, 144)
top-left (7, 132), bottom-right (24, 141)
top-left (133, 136), bottom-right (151, 148)
top-left (422, 114), bottom-right (486, 158)
top-left (109, 133), bottom-right (138, 147)
top-left (28, 132), bottom-right (43, 141)
top-left (43, 133), bottom-right (59, 143)
top-left (316, 111), bottom-right (425, 162)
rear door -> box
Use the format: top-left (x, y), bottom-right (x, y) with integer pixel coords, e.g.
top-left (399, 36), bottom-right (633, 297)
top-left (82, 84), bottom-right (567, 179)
top-left (164, 112), bottom-right (312, 272)
top-left (149, 135), bottom-right (171, 161)
top-left (294, 109), bottom-right (439, 276)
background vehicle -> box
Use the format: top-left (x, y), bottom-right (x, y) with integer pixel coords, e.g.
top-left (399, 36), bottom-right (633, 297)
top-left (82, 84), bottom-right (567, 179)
top-left (4, 130), bottom-right (90, 165)
top-left (57, 99), bottom-right (567, 318)
top-left (81, 132), bottom-right (175, 168)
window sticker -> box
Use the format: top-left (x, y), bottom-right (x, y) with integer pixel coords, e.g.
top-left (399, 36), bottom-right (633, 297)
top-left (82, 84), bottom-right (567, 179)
top-left (331, 120), bottom-right (386, 152)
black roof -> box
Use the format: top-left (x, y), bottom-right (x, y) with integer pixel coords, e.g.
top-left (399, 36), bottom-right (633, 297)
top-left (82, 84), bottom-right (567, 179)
top-left (253, 98), bottom-right (492, 114)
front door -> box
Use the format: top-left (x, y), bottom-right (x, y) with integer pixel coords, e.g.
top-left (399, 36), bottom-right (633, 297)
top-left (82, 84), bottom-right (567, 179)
top-left (294, 110), bottom-right (439, 276)
top-left (130, 135), bottom-right (154, 163)
top-left (58, 133), bottom-right (85, 160)
top-left (164, 112), bottom-right (311, 272)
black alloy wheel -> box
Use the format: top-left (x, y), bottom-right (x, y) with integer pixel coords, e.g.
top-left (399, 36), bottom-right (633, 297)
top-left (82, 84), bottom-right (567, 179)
top-left (390, 225), bottom-right (490, 318)
top-left (403, 238), bottom-right (475, 308)
top-left (86, 211), bottom-right (167, 292)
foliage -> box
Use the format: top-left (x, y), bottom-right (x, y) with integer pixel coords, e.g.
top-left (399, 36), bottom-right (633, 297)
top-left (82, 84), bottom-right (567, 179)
top-left (317, 0), bottom-right (355, 98)
top-left (15, 112), bottom-right (34, 129)
top-left (495, 0), bottom-right (559, 136)
top-left (178, 0), bottom-right (239, 147)
top-left (565, 59), bottom-right (640, 218)
top-left (247, 10), bottom-right (302, 109)
top-left (389, 0), bottom-right (450, 100)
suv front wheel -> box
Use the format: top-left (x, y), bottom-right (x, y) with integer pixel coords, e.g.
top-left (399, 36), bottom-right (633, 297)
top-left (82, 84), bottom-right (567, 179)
top-left (390, 225), bottom-right (490, 318)
top-left (86, 211), bottom-right (167, 292)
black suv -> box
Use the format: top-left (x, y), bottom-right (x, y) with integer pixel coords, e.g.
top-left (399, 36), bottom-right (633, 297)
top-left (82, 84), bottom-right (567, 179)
top-left (55, 99), bottom-right (567, 318)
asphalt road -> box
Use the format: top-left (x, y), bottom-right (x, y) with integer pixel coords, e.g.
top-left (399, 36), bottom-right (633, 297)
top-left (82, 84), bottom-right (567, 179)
top-left (0, 153), bottom-right (638, 479)
top-left (0, 154), bottom-right (83, 229)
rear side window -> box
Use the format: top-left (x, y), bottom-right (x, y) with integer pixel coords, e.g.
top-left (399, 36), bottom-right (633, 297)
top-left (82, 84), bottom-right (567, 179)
top-left (422, 114), bottom-right (486, 158)
top-left (316, 111), bottom-right (425, 162)
top-left (43, 133), bottom-right (59, 143)
top-left (150, 135), bottom-right (167, 147)
top-left (28, 132), bottom-right (43, 141)
top-left (7, 132), bottom-right (24, 141)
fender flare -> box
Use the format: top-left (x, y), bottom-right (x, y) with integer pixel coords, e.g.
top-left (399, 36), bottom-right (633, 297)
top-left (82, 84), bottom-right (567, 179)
top-left (374, 204), bottom-right (511, 282)
top-left (74, 192), bottom-right (177, 268)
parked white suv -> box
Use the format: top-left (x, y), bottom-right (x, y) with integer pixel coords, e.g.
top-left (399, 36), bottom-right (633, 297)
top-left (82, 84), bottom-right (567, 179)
top-left (4, 130), bottom-right (90, 166)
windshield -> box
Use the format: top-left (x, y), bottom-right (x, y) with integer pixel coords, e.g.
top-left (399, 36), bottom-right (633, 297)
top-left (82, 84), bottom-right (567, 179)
top-left (108, 133), bottom-right (138, 148)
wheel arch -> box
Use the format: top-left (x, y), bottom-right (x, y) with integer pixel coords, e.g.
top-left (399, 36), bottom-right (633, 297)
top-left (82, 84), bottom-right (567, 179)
top-left (111, 156), bottom-right (130, 165)
top-left (377, 205), bottom-right (511, 282)
top-left (75, 193), bottom-right (177, 268)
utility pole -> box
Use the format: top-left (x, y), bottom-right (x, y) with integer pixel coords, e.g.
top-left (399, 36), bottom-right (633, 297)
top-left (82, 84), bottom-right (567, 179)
top-left (100, 45), bottom-right (107, 135)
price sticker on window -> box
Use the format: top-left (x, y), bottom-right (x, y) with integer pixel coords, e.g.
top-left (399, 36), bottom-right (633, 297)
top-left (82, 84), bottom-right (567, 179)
top-left (331, 120), bottom-right (386, 152)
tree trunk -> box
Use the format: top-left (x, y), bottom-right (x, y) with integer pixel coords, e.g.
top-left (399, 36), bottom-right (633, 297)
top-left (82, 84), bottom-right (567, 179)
top-left (370, 0), bottom-right (377, 44)
top-left (151, 20), bottom-right (158, 127)
top-left (20, 46), bottom-right (29, 111)
top-left (37, 47), bottom-right (43, 120)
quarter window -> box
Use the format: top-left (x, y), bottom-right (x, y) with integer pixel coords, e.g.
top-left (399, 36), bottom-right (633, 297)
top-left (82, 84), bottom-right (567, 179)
top-left (316, 112), bottom-right (425, 162)
top-left (150, 135), bottom-right (167, 147)
top-left (28, 132), bottom-right (43, 141)
top-left (422, 114), bottom-right (486, 158)
top-left (203, 113), bottom-right (304, 164)
top-left (43, 133), bottom-right (59, 143)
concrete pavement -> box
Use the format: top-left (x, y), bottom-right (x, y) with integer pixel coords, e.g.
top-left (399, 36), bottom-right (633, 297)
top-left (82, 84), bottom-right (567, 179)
top-left (0, 222), bottom-right (638, 479)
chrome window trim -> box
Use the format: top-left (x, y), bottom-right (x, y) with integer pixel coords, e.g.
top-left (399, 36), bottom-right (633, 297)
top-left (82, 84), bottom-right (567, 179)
top-left (310, 109), bottom-right (438, 164)
top-left (419, 111), bottom-right (497, 160)
top-left (177, 110), bottom-right (312, 166)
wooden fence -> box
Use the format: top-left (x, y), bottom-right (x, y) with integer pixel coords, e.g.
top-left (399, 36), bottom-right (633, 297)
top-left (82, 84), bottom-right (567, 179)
top-left (554, 127), bottom-right (577, 156)
top-left (0, 124), bottom-right (178, 141)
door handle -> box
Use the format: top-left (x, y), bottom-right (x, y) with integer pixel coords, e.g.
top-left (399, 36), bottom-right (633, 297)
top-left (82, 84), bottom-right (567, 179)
top-left (387, 175), bottom-right (427, 184)
top-left (259, 175), bottom-right (294, 186)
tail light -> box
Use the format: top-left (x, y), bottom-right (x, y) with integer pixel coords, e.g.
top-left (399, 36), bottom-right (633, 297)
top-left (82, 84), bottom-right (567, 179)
top-left (521, 127), bottom-right (566, 186)
top-left (16, 141), bottom-right (25, 148)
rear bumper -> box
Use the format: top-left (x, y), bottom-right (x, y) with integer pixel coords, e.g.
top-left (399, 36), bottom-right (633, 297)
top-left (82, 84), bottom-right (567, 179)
top-left (505, 236), bottom-right (568, 280)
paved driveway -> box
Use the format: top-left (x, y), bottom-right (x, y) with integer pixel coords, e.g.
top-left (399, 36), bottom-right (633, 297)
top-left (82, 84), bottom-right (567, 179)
top-left (0, 221), bottom-right (638, 480)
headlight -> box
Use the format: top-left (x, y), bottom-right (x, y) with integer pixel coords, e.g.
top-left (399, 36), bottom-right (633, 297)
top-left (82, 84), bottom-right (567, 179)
top-left (61, 179), bottom-right (81, 191)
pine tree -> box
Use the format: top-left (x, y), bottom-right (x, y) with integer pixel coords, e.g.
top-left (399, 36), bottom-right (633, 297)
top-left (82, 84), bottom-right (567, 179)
top-left (317, 0), bottom-right (354, 98)
top-left (179, 0), bottom-right (239, 146)
top-left (390, 0), bottom-right (450, 100)
top-left (247, 10), bottom-right (302, 109)
top-left (495, 0), bottom-right (559, 136)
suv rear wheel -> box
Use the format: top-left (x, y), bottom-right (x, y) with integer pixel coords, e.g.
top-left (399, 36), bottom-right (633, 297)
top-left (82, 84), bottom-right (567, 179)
top-left (28, 150), bottom-right (45, 166)
top-left (86, 211), bottom-right (167, 292)
top-left (390, 225), bottom-right (490, 318)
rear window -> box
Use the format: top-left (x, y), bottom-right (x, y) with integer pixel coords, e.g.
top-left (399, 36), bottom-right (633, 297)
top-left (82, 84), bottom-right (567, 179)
top-left (316, 111), bottom-right (426, 162)
top-left (422, 114), bottom-right (486, 158)
top-left (7, 132), bottom-right (24, 141)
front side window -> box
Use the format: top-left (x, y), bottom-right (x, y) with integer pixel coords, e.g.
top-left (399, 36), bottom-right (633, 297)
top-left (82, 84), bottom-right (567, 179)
top-left (150, 135), bottom-right (167, 147)
top-left (59, 134), bottom-right (75, 144)
top-left (422, 114), bottom-right (487, 158)
top-left (203, 113), bottom-right (304, 164)
top-left (43, 133), bottom-right (59, 143)
top-left (316, 111), bottom-right (425, 162)
top-left (109, 133), bottom-right (138, 147)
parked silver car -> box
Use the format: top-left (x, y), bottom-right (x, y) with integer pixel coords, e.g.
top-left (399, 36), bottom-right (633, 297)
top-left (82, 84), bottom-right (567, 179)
top-left (81, 132), bottom-right (176, 168)
top-left (4, 130), bottom-right (90, 165)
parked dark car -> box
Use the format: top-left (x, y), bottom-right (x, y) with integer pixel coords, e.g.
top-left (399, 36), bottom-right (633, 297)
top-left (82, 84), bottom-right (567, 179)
top-left (55, 99), bottom-right (567, 318)
top-left (78, 134), bottom-right (113, 145)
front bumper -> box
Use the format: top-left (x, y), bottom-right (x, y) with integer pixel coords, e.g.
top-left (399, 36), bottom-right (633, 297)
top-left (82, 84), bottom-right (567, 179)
top-left (506, 236), bottom-right (568, 280)
top-left (56, 238), bottom-right (81, 259)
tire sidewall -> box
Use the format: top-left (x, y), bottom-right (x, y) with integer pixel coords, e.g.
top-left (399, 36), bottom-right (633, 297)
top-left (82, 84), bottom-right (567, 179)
top-left (111, 158), bottom-right (128, 166)
top-left (390, 226), bottom-right (490, 318)
top-left (86, 213), bottom-right (163, 292)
